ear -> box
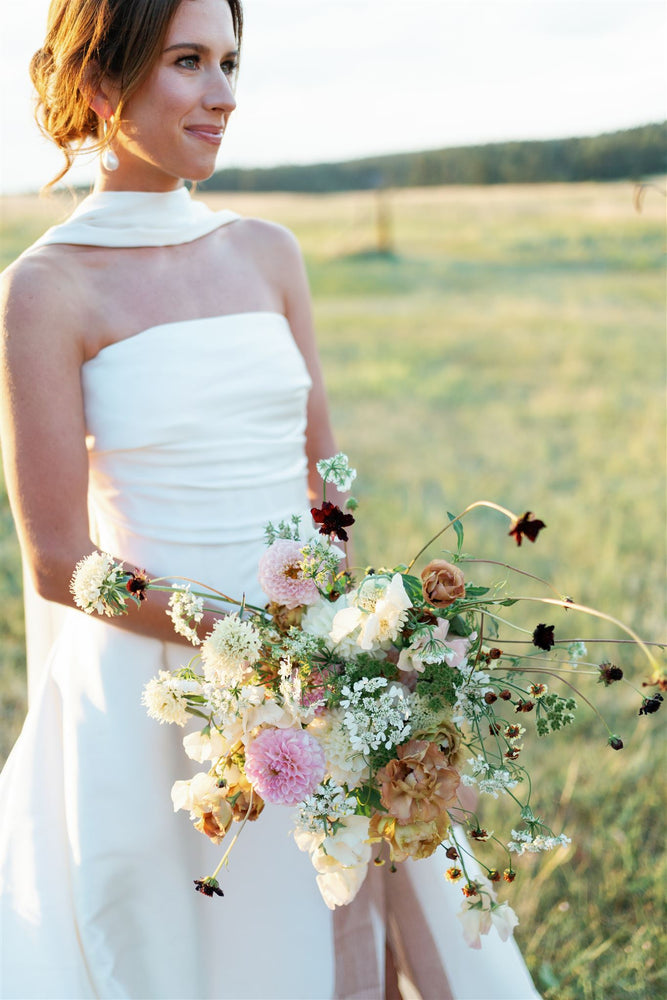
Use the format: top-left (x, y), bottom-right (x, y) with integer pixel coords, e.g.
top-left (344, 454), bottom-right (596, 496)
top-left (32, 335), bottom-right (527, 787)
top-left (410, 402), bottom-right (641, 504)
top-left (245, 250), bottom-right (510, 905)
top-left (80, 63), bottom-right (117, 120)
top-left (88, 91), bottom-right (115, 121)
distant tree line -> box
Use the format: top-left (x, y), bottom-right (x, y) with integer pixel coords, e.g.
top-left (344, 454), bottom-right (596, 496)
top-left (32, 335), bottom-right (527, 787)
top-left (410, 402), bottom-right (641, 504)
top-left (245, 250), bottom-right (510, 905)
top-left (202, 122), bottom-right (666, 193)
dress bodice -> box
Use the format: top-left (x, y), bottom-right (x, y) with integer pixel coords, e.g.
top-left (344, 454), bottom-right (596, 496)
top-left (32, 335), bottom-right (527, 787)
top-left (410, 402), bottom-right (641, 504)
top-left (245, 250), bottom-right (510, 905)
top-left (83, 312), bottom-right (311, 550)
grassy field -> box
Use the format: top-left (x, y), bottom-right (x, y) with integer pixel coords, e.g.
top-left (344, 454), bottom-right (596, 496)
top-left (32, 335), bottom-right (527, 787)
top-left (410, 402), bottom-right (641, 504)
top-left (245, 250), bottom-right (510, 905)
top-left (1, 181), bottom-right (665, 998)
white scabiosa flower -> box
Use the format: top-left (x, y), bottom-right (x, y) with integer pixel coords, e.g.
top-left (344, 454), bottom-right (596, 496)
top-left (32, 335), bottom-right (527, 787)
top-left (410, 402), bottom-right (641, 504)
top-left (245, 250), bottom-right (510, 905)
top-left (201, 614), bottom-right (262, 685)
top-left (302, 595), bottom-right (359, 659)
top-left (70, 550), bottom-right (128, 616)
top-left (331, 574), bottom-right (412, 652)
top-left (142, 670), bottom-right (191, 726)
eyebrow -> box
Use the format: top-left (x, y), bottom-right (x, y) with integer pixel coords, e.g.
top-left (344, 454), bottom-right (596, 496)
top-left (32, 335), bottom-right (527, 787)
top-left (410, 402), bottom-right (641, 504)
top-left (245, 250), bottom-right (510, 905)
top-left (163, 42), bottom-right (238, 57)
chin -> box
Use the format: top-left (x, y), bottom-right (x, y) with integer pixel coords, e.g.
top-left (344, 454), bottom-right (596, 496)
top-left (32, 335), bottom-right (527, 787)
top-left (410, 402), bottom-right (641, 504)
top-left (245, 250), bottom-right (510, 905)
top-left (188, 164), bottom-right (219, 182)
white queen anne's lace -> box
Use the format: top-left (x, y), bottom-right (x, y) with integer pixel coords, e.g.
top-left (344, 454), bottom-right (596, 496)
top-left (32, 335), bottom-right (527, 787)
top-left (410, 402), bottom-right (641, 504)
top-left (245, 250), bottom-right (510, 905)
top-left (461, 755), bottom-right (519, 797)
top-left (166, 584), bottom-right (204, 645)
top-left (316, 453), bottom-right (357, 493)
top-left (508, 829), bottom-right (571, 854)
top-left (340, 677), bottom-right (411, 754)
top-left (294, 778), bottom-right (358, 834)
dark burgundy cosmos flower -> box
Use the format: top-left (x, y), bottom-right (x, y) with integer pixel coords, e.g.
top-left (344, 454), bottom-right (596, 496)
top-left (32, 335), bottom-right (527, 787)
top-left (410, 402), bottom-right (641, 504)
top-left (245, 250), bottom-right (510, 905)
top-left (532, 623), bottom-right (555, 650)
top-left (508, 511), bottom-right (546, 546)
top-left (638, 693), bottom-right (663, 716)
top-left (598, 662), bottom-right (623, 686)
top-left (608, 736), bottom-right (624, 750)
top-left (126, 570), bottom-right (149, 601)
top-left (194, 877), bottom-right (224, 897)
top-left (311, 501), bottom-right (355, 542)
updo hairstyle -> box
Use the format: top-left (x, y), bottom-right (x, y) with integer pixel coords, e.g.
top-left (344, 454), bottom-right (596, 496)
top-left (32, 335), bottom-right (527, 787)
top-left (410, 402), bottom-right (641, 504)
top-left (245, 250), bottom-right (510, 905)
top-left (30, 0), bottom-right (243, 188)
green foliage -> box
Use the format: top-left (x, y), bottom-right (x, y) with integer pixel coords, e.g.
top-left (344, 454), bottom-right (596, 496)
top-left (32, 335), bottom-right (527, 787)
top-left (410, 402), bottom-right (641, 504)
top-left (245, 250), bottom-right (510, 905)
top-left (535, 693), bottom-right (578, 736)
top-left (414, 661), bottom-right (459, 710)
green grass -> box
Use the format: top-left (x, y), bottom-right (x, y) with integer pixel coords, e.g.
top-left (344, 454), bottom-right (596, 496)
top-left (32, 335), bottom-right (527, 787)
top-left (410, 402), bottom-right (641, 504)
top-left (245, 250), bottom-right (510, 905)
top-left (1, 181), bottom-right (665, 999)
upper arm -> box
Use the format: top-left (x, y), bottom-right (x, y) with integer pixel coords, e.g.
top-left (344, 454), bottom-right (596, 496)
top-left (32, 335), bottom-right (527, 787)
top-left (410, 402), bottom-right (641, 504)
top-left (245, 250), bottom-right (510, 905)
top-left (0, 255), bottom-right (92, 594)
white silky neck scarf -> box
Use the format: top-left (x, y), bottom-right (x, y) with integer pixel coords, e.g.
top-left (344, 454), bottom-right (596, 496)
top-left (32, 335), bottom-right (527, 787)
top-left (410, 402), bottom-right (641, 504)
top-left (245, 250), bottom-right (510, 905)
top-left (29, 186), bottom-right (240, 249)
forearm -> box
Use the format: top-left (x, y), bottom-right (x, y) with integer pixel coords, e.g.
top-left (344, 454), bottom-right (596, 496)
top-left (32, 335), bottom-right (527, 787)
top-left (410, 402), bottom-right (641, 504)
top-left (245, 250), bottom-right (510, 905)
top-left (27, 544), bottom-right (222, 648)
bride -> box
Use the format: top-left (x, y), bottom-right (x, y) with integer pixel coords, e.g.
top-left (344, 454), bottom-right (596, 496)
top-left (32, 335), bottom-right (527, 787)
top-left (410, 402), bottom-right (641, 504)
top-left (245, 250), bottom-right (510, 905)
top-left (0, 1), bottom-right (540, 997)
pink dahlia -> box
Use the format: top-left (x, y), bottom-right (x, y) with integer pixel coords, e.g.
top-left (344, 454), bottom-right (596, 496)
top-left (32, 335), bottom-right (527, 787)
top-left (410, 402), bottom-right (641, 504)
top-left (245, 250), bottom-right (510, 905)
top-left (244, 728), bottom-right (326, 806)
top-left (258, 539), bottom-right (319, 609)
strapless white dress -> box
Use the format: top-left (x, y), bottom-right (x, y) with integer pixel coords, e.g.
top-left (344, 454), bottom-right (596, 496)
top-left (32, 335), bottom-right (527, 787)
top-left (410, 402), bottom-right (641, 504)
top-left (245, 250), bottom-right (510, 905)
top-left (0, 189), bottom-right (540, 1000)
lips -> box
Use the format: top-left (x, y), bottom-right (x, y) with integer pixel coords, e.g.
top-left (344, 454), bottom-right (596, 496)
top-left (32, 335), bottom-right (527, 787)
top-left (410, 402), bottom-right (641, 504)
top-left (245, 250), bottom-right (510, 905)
top-left (184, 125), bottom-right (224, 146)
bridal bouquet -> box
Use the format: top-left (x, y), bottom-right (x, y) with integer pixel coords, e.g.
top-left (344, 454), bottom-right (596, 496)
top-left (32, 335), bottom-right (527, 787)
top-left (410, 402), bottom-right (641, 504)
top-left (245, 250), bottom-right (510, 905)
top-left (70, 454), bottom-right (664, 948)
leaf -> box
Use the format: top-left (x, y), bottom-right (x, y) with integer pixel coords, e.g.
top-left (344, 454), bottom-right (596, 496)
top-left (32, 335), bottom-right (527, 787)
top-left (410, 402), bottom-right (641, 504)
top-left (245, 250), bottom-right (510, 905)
top-left (400, 573), bottom-right (424, 604)
top-left (447, 511), bottom-right (464, 555)
top-left (465, 585), bottom-right (490, 597)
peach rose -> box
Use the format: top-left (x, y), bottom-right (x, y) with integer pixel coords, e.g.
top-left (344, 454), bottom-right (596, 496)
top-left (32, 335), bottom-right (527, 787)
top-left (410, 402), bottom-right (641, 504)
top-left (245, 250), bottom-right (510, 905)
top-left (226, 776), bottom-right (265, 822)
top-left (369, 811), bottom-right (451, 862)
top-left (420, 560), bottom-right (465, 608)
top-left (194, 799), bottom-right (234, 844)
top-left (376, 740), bottom-right (460, 823)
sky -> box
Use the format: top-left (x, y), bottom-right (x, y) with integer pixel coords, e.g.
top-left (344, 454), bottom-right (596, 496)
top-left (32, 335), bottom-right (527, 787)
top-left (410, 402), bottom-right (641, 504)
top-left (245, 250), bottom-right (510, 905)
top-left (0, 0), bottom-right (665, 194)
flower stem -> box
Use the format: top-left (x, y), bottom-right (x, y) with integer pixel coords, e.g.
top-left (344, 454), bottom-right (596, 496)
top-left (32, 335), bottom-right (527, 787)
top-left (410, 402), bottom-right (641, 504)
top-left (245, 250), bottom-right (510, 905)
top-left (458, 558), bottom-right (564, 599)
top-left (406, 501), bottom-right (517, 572)
top-left (507, 595), bottom-right (660, 673)
top-left (210, 789), bottom-right (255, 881)
top-left (148, 578), bottom-right (266, 615)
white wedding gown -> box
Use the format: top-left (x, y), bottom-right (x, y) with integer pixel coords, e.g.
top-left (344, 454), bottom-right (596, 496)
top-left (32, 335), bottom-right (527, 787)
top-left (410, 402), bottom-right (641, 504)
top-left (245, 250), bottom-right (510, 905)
top-left (0, 189), bottom-right (540, 1000)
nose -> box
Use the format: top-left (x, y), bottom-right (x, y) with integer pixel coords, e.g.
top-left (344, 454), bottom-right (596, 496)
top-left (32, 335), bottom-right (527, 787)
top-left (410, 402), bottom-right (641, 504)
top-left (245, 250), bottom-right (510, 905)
top-left (205, 67), bottom-right (237, 116)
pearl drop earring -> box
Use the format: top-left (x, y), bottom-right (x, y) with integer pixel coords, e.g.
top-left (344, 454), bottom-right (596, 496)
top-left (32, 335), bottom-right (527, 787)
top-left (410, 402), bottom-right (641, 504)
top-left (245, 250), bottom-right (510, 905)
top-left (101, 119), bottom-right (119, 172)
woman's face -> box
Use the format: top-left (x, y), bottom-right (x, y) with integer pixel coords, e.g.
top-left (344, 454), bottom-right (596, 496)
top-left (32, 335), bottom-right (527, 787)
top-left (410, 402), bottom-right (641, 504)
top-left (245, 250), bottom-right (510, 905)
top-left (107, 0), bottom-right (238, 190)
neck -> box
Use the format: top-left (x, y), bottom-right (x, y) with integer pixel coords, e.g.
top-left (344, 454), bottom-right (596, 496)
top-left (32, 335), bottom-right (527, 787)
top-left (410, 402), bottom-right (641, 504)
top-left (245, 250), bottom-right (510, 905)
top-left (93, 160), bottom-right (188, 194)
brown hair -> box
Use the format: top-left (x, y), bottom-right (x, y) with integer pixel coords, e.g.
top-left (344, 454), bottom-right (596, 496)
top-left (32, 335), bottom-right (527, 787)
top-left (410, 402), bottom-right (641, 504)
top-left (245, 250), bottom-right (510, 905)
top-left (31, 0), bottom-right (243, 189)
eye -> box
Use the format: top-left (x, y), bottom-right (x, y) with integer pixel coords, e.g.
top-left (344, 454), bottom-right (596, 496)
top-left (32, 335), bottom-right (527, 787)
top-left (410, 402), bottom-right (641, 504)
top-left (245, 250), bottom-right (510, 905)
top-left (176, 54), bottom-right (200, 70)
top-left (220, 59), bottom-right (238, 78)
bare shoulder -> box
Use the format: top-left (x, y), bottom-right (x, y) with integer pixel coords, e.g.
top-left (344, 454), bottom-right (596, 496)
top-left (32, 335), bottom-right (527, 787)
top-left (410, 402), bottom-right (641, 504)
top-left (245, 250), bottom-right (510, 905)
top-left (229, 216), bottom-right (301, 255)
top-left (228, 216), bottom-right (304, 277)
top-left (1, 247), bottom-right (88, 363)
